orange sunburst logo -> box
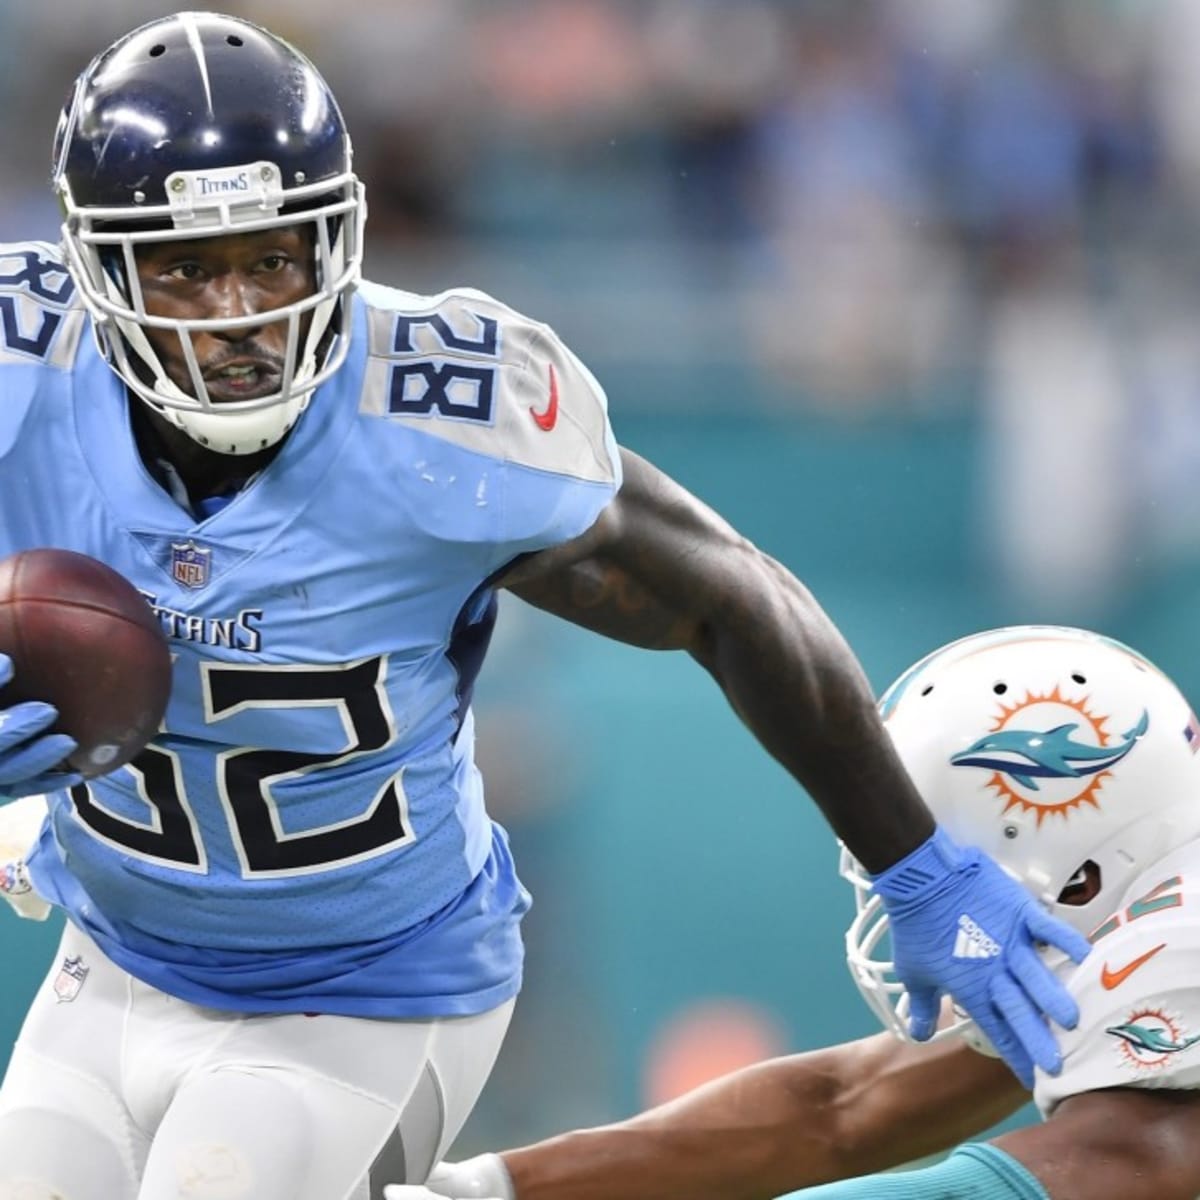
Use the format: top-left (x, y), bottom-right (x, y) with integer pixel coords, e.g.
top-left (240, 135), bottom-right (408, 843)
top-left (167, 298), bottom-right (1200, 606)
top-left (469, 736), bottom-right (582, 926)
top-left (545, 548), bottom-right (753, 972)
top-left (949, 687), bottom-right (1151, 828)
top-left (985, 687), bottom-right (1110, 826)
top-left (1108, 1006), bottom-right (1200, 1070)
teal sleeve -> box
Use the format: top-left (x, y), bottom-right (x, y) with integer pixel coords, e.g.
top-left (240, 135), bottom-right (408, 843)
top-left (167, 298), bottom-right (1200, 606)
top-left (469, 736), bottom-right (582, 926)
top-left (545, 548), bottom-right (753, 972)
top-left (777, 1144), bottom-right (1049, 1200)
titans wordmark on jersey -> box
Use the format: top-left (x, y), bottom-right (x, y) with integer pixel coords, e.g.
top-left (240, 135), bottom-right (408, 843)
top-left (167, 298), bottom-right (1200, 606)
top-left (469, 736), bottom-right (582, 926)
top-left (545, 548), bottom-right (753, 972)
top-left (0, 242), bottom-right (621, 1017)
top-left (1035, 839), bottom-right (1200, 1114)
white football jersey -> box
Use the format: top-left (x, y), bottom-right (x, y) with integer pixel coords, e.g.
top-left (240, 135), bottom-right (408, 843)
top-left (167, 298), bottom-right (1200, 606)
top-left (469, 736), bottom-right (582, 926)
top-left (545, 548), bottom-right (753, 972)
top-left (1036, 836), bottom-right (1200, 1114)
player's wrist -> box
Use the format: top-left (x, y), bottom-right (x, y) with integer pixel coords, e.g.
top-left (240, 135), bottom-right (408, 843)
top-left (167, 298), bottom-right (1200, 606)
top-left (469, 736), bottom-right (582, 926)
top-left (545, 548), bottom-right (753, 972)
top-left (0, 858), bottom-right (50, 920)
top-left (425, 1153), bottom-right (516, 1200)
top-left (869, 825), bottom-right (966, 902)
top-left (467, 1154), bottom-right (515, 1200)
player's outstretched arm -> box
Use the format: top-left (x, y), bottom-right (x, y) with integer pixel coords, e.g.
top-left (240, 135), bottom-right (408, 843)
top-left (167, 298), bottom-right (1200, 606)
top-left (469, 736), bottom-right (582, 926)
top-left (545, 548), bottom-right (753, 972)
top-left (500, 1033), bottom-right (1024, 1200)
top-left (384, 1032), bottom-right (1024, 1200)
top-left (503, 449), bottom-right (935, 872)
top-left (502, 449), bottom-right (1090, 1083)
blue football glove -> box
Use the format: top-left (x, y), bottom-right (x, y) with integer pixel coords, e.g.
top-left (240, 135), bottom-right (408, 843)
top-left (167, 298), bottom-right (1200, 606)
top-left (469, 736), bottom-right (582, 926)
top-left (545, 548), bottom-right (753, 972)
top-left (872, 825), bottom-right (1092, 1090)
top-left (0, 654), bottom-right (82, 799)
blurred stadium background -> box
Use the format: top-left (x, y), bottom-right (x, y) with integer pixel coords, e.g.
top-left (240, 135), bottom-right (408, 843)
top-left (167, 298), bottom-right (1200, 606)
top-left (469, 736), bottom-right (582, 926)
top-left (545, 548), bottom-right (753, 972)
top-left (4, 0), bottom-right (1200, 1158)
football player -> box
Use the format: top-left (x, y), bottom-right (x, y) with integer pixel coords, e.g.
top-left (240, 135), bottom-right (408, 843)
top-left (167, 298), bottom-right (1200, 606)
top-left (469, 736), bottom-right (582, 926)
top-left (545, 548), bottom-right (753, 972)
top-left (0, 13), bottom-right (1088, 1199)
top-left (389, 627), bottom-right (1200, 1200)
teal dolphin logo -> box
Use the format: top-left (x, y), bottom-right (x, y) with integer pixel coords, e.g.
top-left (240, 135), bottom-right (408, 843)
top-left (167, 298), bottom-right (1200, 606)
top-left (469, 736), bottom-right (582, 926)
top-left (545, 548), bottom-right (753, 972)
top-left (951, 710), bottom-right (1148, 792)
top-left (1107, 1020), bottom-right (1200, 1056)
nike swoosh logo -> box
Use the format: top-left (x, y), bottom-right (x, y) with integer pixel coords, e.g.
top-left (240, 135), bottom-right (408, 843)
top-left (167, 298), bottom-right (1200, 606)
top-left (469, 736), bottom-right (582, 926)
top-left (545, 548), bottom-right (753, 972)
top-left (1101, 942), bottom-right (1167, 990)
top-left (530, 363), bottom-right (559, 431)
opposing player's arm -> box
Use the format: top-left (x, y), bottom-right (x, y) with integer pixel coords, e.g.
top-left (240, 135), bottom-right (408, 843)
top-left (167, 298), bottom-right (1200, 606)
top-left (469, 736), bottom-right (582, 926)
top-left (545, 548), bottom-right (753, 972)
top-left (498, 1050), bottom-right (1200, 1200)
top-left (990, 1088), bottom-right (1200, 1200)
top-left (501, 448), bottom-right (933, 871)
top-left (398, 1032), bottom-right (1024, 1200)
top-left (504, 1033), bottom-right (1023, 1200)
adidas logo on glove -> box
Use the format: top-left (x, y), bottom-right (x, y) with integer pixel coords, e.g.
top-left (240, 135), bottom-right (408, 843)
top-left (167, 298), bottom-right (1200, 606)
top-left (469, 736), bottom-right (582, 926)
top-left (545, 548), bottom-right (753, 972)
top-left (953, 914), bottom-right (1001, 960)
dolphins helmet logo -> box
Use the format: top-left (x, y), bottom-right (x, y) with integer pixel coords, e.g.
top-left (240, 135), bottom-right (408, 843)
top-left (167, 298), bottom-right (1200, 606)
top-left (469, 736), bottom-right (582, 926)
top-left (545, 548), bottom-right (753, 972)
top-left (1108, 1007), bottom-right (1200, 1070)
top-left (950, 686), bottom-right (1149, 826)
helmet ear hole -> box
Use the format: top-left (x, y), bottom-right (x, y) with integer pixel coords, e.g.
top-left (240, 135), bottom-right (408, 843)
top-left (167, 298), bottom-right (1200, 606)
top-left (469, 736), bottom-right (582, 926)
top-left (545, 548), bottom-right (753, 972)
top-left (1058, 860), bottom-right (1101, 906)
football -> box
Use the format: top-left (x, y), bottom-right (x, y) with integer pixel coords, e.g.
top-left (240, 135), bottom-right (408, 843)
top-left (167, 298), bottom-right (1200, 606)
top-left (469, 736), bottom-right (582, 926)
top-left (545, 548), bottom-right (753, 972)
top-left (0, 549), bottom-right (171, 778)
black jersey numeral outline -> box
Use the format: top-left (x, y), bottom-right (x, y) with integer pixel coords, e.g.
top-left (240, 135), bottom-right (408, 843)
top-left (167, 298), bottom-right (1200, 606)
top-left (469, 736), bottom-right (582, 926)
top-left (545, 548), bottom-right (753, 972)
top-left (68, 656), bottom-right (413, 876)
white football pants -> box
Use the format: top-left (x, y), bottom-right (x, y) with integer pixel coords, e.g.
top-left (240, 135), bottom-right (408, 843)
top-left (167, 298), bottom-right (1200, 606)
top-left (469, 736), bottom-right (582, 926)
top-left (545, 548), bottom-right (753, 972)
top-left (0, 922), bottom-right (514, 1200)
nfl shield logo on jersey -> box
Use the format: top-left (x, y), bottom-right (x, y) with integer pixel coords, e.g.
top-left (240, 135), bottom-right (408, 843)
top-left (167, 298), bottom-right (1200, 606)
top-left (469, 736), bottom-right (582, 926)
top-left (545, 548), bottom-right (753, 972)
top-left (52, 954), bottom-right (89, 1003)
top-left (171, 541), bottom-right (211, 589)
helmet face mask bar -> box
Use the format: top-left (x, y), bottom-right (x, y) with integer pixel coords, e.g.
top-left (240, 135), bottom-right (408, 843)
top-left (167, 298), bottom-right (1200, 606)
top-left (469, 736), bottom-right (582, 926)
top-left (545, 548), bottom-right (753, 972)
top-left (841, 625), bottom-right (1200, 1053)
top-left (840, 843), bottom-right (931, 1043)
top-left (52, 11), bottom-right (366, 455)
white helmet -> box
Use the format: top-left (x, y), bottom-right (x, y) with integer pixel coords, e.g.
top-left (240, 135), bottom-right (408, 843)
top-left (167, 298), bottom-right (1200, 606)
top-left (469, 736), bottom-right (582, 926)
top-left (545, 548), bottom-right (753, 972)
top-left (52, 12), bottom-right (365, 455)
top-left (843, 625), bottom-right (1200, 1046)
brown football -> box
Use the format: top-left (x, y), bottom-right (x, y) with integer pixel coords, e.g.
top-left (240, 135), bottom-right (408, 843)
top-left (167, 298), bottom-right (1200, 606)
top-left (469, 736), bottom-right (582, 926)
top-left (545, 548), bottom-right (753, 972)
top-left (0, 549), bottom-right (171, 778)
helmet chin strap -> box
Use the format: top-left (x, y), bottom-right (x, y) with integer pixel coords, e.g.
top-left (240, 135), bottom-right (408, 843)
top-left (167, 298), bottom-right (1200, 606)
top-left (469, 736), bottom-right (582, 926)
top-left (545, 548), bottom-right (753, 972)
top-left (157, 391), bottom-right (309, 456)
top-left (103, 320), bottom-right (310, 455)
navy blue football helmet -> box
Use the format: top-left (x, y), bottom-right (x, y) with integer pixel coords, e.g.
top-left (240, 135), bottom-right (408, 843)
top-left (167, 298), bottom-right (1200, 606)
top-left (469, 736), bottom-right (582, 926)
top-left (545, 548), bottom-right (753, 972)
top-left (52, 11), bottom-right (365, 453)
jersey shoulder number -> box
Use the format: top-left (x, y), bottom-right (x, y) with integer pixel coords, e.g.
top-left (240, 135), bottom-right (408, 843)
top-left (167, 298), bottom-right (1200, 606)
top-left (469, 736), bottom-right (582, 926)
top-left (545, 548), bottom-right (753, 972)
top-left (0, 241), bottom-right (85, 369)
top-left (356, 280), bottom-right (619, 487)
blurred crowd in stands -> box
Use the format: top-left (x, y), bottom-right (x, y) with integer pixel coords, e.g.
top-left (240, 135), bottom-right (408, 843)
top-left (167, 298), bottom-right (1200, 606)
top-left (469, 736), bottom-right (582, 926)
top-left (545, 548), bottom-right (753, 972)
top-left (4, 0), bottom-right (1200, 598)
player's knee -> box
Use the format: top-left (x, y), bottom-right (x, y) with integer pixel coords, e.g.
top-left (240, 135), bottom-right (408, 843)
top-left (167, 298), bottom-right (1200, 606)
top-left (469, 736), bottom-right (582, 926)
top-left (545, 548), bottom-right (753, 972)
top-left (0, 1180), bottom-right (65, 1200)
top-left (152, 1141), bottom-right (257, 1199)
top-left (0, 1106), bottom-right (132, 1200)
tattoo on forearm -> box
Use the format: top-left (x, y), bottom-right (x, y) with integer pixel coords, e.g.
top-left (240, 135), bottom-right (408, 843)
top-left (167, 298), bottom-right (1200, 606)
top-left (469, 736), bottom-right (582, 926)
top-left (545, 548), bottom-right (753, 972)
top-left (513, 557), bottom-right (694, 651)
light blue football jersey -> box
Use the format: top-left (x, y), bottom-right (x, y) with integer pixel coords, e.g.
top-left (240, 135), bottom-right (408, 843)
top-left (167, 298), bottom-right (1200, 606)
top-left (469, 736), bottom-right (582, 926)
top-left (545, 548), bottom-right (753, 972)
top-left (0, 242), bottom-right (621, 1017)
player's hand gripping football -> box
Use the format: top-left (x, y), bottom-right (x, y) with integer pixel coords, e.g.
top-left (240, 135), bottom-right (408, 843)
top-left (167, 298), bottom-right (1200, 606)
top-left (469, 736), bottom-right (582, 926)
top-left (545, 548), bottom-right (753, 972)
top-left (0, 653), bottom-right (82, 799)
top-left (872, 826), bottom-right (1092, 1090)
top-left (384, 1155), bottom-right (514, 1200)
